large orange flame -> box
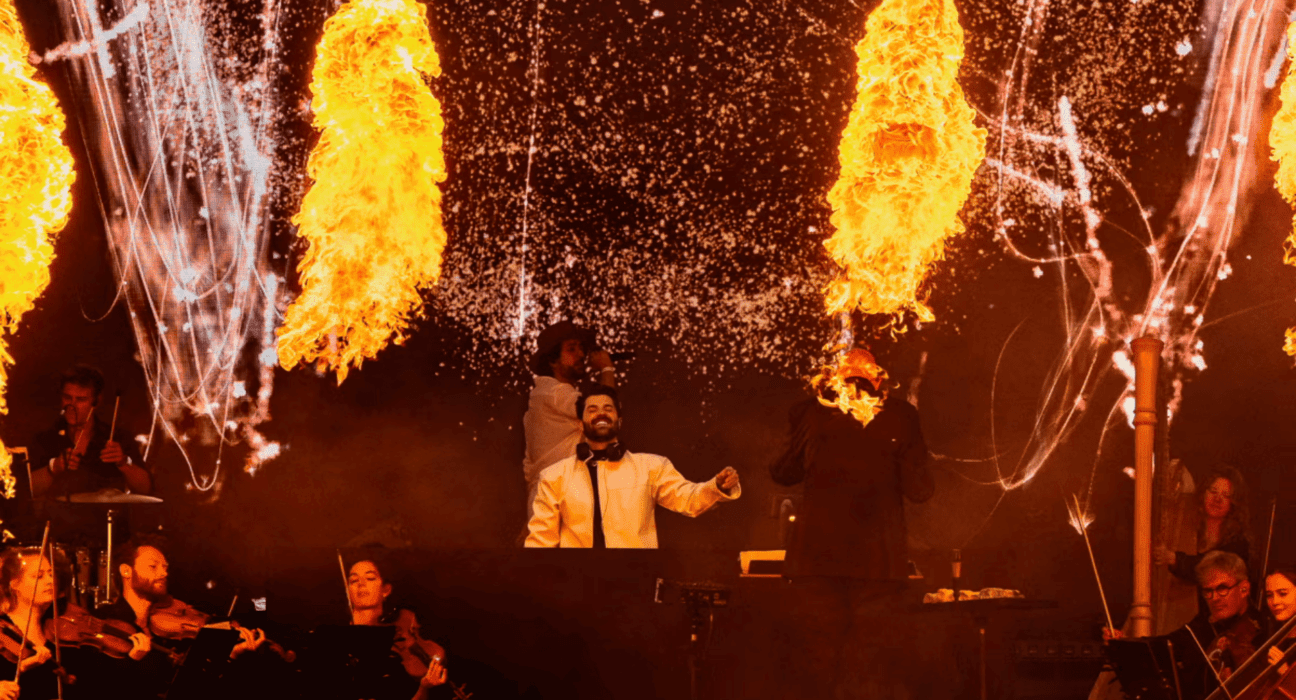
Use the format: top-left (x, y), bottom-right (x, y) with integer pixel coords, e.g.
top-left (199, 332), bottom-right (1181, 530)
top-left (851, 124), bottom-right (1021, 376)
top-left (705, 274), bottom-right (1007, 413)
top-left (277, 0), bottom-right (447, 383)
top-left (816, 0), bottom-right (985, 424)
top-left (0, 0), bottom-right (75, 498)
top-left (1271, 22), bottom-right (1296, 358)
top-left (812, 347), bottom-right (888, 425)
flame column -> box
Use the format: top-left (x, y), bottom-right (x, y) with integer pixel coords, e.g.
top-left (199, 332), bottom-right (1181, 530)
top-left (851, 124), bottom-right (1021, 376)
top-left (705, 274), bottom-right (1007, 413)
top-left (1130, 335), bottom-right (1163, 637)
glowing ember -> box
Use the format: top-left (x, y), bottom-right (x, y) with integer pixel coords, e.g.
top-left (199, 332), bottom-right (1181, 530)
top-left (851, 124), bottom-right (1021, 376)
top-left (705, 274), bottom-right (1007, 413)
top-left (0, 0), bottom-right (75, 498)
top-left (817, 0), bottom-right (985, 424)
top-left (277, 0), bottom-right (448, 383)
top-left (812, 347), bottom-right (888, 425)
top-left (1271, 21), bottom-right (1296, 358)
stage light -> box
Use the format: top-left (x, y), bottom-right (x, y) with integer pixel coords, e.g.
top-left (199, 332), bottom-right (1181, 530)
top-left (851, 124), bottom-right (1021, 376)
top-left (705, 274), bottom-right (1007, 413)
top-left (276, 0), bottom-right (448, 384)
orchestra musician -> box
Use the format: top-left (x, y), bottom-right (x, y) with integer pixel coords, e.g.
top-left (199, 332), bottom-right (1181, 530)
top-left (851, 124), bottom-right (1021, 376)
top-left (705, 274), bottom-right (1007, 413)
top-left (0, 546), bottom-right (64, 700)
top-left (1110, 551), bottom-right (1262, 700)
top-left (523, 322), bottom-right (618, 515)
top-left (1263, 565), bottom-right (1296, 673)
top-left (345, 556), bottom-right (449, 700)
top-left (1154, 465), bottom-right (1251, 589)
top-left (29, 366), bottom-right (151, 500)
top-left (83, 535), bottom-right (272, 699)
top-left (525, 384), bottom-right (740, 548)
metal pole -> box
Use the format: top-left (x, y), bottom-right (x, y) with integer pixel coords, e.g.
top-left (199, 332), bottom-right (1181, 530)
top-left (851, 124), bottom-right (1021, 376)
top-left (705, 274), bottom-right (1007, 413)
top-left (1130, 336), bottom-right (1163, 638)
top-left (105, 509), bottom-right (115, 603)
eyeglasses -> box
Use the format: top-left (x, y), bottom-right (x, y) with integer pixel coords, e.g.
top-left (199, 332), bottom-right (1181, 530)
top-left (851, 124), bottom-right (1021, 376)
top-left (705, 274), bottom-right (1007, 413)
top-left (1202, 581), bottom-right (1241, 599)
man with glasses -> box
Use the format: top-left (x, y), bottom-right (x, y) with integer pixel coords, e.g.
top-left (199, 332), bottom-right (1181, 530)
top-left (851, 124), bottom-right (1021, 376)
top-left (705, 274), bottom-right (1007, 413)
top-left (1166, 551), bottom-right (1262, 698)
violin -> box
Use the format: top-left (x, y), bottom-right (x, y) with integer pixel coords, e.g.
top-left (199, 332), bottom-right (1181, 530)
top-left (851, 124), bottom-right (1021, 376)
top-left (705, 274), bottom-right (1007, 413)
top-left (391, 609), bottom-right (445, 680)
top-left (1210, 615), bottom-right (1262, 680)
top-left (147, 596), bottom-right (208, 640)
top-left (150, 596), bottom-right (295, 662)
top-left (0, 617), bottom-right (42, 667)
top-left (45, 603), bottom-right (180, 665)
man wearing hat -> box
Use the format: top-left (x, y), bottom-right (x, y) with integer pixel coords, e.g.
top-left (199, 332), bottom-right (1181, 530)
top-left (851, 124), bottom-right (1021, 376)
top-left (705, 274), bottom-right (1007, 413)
top-left (523, 321), bottom-right (617, 509)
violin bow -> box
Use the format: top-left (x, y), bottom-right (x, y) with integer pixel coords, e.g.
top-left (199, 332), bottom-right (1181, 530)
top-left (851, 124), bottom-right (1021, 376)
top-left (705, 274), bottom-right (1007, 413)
top-left (14, 522), bottom-right (51, 683)
top-left (1258, 498), bottom-right (1277, 608)
top-left (1186, 625), bottom-right (1237, 700)
top-left (47, 537), bottom-right (64, 700)
top-left (337, 551), bottom-right (354, 619)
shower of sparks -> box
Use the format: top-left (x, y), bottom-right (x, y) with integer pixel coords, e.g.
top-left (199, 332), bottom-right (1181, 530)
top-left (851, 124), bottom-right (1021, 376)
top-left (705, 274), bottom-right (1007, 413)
top-left (818, 0), bottom-right (986, 425)
top-left (967, 0), bottom-right (1288, 497)
top-left (1065, 495), bottom-right (1094, 534)
top-left (51, 0), bottom-right (286, 489)
top-left (277, 0), bottom-right (448, 384)
top-left (1271, 21), bottom-right (1296, 358)
top-left (0, 0), bottom-right (76, 499)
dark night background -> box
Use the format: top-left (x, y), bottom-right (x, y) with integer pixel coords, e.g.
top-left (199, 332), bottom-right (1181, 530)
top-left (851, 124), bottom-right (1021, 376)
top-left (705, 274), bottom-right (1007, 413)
top-left (1, 0), bottom-right (1295, 697)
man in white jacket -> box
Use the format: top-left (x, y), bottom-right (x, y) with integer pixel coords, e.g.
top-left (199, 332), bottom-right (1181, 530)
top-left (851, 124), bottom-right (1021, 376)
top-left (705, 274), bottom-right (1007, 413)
top-left (525, 385), bottom-right (740, 548)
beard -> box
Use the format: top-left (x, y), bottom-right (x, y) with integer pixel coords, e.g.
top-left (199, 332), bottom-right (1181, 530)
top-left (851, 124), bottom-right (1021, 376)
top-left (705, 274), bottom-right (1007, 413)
top-left (131, 575), bottom-right (167, 602)
top-left (582, 419), bottom-right (619, 443)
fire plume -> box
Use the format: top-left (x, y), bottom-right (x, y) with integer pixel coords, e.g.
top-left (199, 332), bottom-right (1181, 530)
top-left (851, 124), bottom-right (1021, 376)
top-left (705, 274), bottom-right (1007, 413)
top-left (1271, 21), bottom-right (1296, 358)
top-left (277, 0), bottom-right (447, 383)
top-left (816, 0), bottom-right (984, 424)
top-left (0, 0), bottom-right (75, 496)
top-left (812, 347), bottom-right (888, 425)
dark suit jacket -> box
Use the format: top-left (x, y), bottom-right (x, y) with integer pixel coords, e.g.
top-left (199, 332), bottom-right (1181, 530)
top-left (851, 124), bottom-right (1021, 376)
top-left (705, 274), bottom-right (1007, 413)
top-left (771, 397), bottom-right (933, 580)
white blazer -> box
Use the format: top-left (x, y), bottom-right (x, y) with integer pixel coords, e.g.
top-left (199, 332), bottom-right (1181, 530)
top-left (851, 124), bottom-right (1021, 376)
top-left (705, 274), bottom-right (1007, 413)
top-left (524, 450), bottom-right (740, 548)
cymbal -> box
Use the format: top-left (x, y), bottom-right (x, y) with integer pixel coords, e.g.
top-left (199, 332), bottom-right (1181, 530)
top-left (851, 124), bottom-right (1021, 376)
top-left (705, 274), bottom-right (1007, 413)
top-left (67, 490), bottom-right (163, 504)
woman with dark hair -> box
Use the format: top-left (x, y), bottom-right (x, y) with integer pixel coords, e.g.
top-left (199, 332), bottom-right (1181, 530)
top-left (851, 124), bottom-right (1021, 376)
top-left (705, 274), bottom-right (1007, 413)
top-left (1155, 464), bottom-right (1251, 585)
top-left (1264, 566), bottom-right (1296, 660)
top-left (345, 557), bottom-right (448, 700)
top-left (0, 546), bottom-right (64, 700)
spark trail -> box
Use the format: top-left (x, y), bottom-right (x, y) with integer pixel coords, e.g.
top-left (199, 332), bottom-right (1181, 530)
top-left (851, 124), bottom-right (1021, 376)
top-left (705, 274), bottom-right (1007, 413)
top-left (51, 0), bottom-right (286, 488)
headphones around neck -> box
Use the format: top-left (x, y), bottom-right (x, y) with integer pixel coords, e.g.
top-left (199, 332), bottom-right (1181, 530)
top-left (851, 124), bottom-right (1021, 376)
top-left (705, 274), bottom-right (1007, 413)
top-left (577, 441), bottom-right (626, 462)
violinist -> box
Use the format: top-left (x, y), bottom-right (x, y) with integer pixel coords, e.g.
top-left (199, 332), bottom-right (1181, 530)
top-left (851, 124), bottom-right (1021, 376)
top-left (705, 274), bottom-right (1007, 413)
top-left (0, 546), bottom-right (63, 700)
top-left (346, 556), bottom-right (449, 700)
top-left (1168, 551), bottom-right (1262, 699)
top-left (1263, 566), bottom-right (1296, 673)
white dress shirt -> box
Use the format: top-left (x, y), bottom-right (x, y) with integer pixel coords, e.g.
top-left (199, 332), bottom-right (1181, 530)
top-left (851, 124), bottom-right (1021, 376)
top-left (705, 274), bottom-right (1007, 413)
top-left (522, 376), bottom-right (582, 487)
top-left (525, 450), bottom-right (741, 548)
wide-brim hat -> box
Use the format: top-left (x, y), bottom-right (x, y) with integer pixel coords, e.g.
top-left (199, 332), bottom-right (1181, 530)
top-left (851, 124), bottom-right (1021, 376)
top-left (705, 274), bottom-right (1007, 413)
top-left (528, 321), bottom-right (596, 374)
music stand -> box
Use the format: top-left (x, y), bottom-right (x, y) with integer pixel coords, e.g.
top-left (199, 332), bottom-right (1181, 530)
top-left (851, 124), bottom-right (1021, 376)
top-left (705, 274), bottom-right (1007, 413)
top-left (164, 627), bottom-right (239, 700)
top-left (1106, 638), bottom-right (1185, 700)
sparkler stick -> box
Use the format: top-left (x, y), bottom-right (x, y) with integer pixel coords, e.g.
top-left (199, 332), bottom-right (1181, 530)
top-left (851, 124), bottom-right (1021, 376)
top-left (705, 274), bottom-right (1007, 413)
top-left (15, 522), bottom-right (50, 683)
top-left (1072, 495), bottom-right (1115, 634)
top-left (338, 550), bottom-right (353, 619)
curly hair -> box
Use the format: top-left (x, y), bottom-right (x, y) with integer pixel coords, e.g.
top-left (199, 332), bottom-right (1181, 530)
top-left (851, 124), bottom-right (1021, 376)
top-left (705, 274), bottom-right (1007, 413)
top-left (112, 533), bottom-right (168, 592)
top-left (1198, 464), bottom-right (1251, 550)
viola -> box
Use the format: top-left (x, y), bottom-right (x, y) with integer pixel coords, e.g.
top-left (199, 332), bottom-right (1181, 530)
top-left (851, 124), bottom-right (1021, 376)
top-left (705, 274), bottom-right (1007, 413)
top-left (391, 609), bottom-right (445, 680)
top-left (1209, 615), bottom-right (1263, 680)
top-left (45, 603), bottom-right (180, 665)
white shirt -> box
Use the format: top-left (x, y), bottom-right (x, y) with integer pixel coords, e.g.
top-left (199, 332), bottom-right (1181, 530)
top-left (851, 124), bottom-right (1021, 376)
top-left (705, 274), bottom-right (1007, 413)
top-left (522, 376), bottom-right (582, 486)
top-left (524, 450), bottom-right (741, 548)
